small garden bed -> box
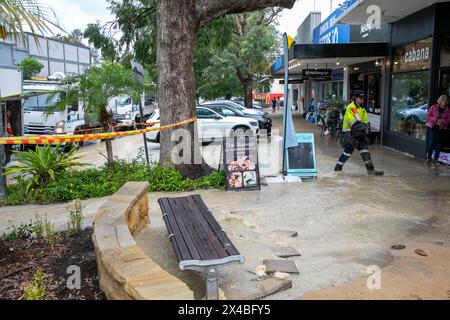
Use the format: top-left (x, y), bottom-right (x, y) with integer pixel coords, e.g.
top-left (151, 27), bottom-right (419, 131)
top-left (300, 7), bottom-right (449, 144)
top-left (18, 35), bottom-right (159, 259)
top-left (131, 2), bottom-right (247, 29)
top-left (1, 156), bottom-right (225, 206)
top-left (0, 228), bottom-right (104, 300)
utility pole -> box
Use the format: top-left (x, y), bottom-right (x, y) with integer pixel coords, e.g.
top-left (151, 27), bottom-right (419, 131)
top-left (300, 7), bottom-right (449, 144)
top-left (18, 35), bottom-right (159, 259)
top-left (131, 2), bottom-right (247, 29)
top-left (0, 90), bottom-right (6, 199)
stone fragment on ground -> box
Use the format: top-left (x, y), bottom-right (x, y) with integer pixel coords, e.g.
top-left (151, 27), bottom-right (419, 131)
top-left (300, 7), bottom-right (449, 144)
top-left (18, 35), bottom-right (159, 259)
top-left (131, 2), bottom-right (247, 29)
top-left (391, 244), bottom-right (406, 250)
top-left (271, 230), bottom-right (298, 238)
top-left (256, 278), bottom-right (293, 298)
top-left (271, 246), bottom-right (301, 258)
top-left (230, 210), bottom-right (254, 215)
top-left (263, 259), bottom-right (299, 274)
top-left (415, 249), bottom-right (428, 256)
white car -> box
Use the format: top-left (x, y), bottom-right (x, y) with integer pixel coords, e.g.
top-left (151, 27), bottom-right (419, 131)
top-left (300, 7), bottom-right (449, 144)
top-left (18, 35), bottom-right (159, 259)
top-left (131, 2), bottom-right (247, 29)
top-left (145, 107), bottom-right (259, 143)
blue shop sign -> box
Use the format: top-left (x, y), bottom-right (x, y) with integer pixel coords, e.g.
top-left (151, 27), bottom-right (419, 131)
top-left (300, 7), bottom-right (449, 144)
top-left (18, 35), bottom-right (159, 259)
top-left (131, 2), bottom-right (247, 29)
top-left (313, 1), bottom-right (355, 44)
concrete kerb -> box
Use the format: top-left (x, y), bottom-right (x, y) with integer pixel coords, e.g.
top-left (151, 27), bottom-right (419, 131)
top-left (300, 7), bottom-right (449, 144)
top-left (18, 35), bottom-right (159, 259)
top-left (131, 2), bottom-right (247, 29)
top-left (92, 181), bottom-right (194, 300)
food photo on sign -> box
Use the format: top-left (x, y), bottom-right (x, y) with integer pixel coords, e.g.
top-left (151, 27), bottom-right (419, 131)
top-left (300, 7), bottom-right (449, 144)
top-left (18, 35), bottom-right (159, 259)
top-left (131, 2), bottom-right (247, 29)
top-left (222, 137), bottom-right (261, 191)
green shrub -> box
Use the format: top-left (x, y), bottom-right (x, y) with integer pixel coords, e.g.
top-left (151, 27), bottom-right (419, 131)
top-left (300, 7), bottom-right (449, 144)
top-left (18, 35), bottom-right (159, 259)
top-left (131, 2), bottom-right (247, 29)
top-left (23, 270), bottom-right (49, 300)
top-left (2, 145), bottom-right (87, 193)
top-left (67, 200), bottom-right (84, 236)
top-left (1, 155), bottom-right (226, 206)
top-left (2, 220), bottom-right (35, 240)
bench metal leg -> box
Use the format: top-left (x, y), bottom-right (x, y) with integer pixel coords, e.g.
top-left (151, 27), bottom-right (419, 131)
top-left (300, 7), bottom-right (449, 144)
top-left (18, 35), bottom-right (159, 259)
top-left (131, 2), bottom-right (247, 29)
top-left (205, 267), bottom-right (219, 300)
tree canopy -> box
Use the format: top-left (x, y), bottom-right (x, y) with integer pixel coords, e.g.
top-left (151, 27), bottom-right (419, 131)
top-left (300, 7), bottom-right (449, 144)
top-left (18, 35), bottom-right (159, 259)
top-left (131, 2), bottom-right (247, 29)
top-left (16, 57), bottom-right (44, 80)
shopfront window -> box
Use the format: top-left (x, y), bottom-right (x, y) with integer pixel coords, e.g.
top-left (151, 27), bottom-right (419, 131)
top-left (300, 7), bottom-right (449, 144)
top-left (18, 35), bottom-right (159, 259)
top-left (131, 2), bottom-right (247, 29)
top-left (390, 37), bottom-right (432, 141)
top-left (390, 71), bottom-right (429, 140)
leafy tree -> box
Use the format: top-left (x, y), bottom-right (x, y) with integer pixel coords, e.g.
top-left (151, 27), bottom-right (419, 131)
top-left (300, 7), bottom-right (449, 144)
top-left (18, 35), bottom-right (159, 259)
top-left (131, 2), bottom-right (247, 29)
top-left (84, 22), bottom-right (120, 63)
top-left (0, 0), bottom-right (61, 45)
top-left (197, 10), bottom-right (281, 106)
top-left (54, 29), bottom-right (84, 46)
top-left (49, 63), bottom-right (137, 167)
top-left (83, 0), bottom-right (295, 178)
top-left (16, 57), bottom-right (44, 80)
top-left (156, 0), bottom-right (294, 178)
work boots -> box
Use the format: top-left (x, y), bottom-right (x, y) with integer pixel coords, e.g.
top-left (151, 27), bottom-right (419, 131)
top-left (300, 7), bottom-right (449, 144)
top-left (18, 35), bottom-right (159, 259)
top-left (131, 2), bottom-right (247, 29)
top-left (367, 169), bottom-right (384, 176)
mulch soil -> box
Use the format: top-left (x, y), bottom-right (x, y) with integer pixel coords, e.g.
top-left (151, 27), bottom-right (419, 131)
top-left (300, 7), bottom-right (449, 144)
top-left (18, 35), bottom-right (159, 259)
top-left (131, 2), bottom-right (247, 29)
top-left (0, 228), bottom-right (105, 300)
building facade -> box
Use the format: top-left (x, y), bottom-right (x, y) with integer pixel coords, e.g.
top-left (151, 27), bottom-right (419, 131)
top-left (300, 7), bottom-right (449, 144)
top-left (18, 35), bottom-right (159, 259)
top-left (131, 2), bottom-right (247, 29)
top-left (0, 33), bottom-right (91, 78)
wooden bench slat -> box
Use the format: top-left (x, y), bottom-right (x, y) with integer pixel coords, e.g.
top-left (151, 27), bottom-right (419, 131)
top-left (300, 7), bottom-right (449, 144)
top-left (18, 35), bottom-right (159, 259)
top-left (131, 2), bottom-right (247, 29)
top-left (167, 197), bottom-right (204, 261)
top-left (176, 198), bottom-right (221, 260)
top-left (183, 196), bottom-right (229, 259)
top-left (190, 195), bottom-right (241, 257)
top-left (159, 198), bottom-right (195, 261)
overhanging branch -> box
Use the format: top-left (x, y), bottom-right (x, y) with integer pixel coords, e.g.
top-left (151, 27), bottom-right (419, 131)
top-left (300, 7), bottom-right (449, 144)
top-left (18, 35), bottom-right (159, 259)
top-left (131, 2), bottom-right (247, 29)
top-left (196, 0), bottom-right (296, 26)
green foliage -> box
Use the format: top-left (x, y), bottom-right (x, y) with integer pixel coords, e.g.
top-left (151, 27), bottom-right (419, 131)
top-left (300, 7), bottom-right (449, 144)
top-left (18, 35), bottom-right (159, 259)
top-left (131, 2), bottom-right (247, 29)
top-left (32, 214), bottom-right (46, 239)
top-left (23, 270), bottom-right (49, 300)
top-left (54, 29), bottom-right (84, 46)
top-left (1, 154), bottom-right (226, 206)
top-left (43, 219), bottom-right (60, 247)
top-left (2, 145), bottom-right (87, 193)
top-left (84, 23), bottom-right (119, 62)
top-left (16, 57), bottom-right (44, 80)
top-left (196, 10), bottom-right (281, 101)
top-left (2, 220), bottom-right (35, 240)
top-left (67, 200), bottom-right (84, 236)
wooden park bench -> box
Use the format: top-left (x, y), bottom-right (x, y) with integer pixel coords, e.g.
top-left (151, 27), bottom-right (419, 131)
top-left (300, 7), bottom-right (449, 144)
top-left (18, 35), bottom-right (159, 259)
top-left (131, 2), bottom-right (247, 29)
top-left (158, 195), bottom-right (245, 300)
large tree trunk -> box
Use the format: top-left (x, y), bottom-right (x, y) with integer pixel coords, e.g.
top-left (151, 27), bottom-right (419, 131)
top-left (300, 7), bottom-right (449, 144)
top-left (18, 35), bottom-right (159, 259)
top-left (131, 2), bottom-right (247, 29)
top-left (157, 0), bottom-right (295, 179)
top-left (243, 78), bottom-right (253, 109)
top-left (99, 106), bottom-right (114, 168)
top-left (157, 0), bottom-right (212, 179)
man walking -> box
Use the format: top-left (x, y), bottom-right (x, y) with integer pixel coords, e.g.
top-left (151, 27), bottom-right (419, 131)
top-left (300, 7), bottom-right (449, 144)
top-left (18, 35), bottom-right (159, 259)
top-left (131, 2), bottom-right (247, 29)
top-left (334, 91), bottom-right (384, 176)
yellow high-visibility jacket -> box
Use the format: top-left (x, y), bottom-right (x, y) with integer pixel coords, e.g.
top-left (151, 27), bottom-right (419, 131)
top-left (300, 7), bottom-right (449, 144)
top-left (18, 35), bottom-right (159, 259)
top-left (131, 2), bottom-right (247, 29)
top-left (342, 101), bottom-right (367, 132)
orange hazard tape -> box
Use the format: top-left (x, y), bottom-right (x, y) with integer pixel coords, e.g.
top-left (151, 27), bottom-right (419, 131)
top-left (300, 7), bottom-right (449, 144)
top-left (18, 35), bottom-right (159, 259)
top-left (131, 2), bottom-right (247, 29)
top-left (0, 117), bottom-right (196, 145)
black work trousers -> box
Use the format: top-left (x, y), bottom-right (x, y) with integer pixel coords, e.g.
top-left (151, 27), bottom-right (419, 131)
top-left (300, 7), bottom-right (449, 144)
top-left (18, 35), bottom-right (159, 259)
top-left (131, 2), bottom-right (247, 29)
top-left (335, 132), bottom-right (375, 171)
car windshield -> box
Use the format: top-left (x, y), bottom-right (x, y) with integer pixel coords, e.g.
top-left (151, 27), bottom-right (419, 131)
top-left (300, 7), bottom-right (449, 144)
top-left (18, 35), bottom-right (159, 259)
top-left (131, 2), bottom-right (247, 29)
top-left (117, 96), bottom-right (132, 106)
top-left (209, 105), bottom-right (245, 117)
top-left (23, 93), bottom-right (61, 112)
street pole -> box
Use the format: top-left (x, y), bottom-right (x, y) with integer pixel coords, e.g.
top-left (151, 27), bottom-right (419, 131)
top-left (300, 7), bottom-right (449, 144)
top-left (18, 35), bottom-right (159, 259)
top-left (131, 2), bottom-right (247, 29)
top-left (282, 33), bottom-right (289, 175)
top-left (139, 93), bottom-right (150, 167)
top-left (0, 89), bottom-right (6, 199)
top-left (131, 61), bottom-right (150, 168)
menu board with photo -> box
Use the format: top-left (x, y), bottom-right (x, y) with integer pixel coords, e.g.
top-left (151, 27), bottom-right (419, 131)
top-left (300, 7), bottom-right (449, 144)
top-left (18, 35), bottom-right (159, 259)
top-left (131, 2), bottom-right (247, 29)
top-left (222, 137), bottom-right (261, 192)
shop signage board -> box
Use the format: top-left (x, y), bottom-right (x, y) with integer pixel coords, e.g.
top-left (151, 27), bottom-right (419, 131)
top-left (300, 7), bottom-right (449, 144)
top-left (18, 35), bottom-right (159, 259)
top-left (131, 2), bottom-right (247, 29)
top-left (312, 3), bottom-right (353, 44)
top-left (222, 136), bottom-right (261, 191)
top-left (302, 69), bottom-right (332, 77)
top-left (279, 79), bottom-right (304, 84)
top-left (393, 37), bottom-right (432, 73)
top-left (285, 133), bottom-right (317, 177)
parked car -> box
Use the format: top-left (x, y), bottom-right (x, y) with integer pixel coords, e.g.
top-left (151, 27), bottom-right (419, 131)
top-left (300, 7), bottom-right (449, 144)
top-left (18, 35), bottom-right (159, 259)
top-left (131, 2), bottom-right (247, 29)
top-left (397, 102), bottom-right (429, 125)
top-left (231, 98), bottom-right (263, 109)
top-left (203, 103), bottom-right (272, 134)
top-left (145, 107), bottom-right (259, 143)
top-left (203, 100), bottom-right (267, 116)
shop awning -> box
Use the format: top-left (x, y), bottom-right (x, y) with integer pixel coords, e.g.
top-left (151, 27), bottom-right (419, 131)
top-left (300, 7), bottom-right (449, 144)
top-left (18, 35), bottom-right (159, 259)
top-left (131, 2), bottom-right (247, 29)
top-left (271, 42), bottom-right (388, 77)
top-left (0, 90), bottom-right (53, 102)
top-left (337, 0), bottom-right (448, 25)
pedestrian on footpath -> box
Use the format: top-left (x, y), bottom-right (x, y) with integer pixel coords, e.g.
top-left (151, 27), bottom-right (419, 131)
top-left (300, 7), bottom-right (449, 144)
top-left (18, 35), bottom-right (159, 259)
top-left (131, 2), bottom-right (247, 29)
top-left (334, 91), bottom-right (384, 176)
top-left (425, 94), bottom-right (450, 167)
top-left (272, 98), bottom-right (277, 113)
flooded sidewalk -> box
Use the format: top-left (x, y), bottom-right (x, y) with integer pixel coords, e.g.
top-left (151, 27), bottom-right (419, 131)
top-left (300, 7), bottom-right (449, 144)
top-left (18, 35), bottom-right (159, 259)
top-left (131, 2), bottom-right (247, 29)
top-left (1, 110), bottom-right (449, 299)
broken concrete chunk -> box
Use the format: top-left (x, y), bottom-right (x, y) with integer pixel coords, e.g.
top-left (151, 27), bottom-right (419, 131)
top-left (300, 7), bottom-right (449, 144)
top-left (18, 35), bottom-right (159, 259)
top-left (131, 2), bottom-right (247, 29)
top-left (271, 247), bottom-right (301, 258)
top-left (256, 278), bottom-right (292, 297)
top-left (263, 259), bottom-right (299, 274)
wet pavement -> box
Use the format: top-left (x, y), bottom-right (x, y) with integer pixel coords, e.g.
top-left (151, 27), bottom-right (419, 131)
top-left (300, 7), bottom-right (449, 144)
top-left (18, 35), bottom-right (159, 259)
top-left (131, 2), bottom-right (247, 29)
top-left (1, 109), bottom-right (449, 299)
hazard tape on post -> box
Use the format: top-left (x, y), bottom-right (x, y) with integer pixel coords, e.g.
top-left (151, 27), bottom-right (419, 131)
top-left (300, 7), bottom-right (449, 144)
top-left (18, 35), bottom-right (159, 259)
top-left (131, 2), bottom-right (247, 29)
top-left (0, 117), bottom-right (197, 145)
